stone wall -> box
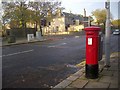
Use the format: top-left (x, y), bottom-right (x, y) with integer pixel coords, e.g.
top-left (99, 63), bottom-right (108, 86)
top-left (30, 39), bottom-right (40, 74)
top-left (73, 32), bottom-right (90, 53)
top-left (6, 28), bottom-right (36, 38)
top-left (68, 25), bottom-right (84, 32)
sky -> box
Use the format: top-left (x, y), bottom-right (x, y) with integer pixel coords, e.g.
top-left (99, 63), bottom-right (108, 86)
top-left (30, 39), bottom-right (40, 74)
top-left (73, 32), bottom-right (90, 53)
top-left (0, 0), bottom-right (119, 20)
top-left (60, 0), bottom-right (119, 20)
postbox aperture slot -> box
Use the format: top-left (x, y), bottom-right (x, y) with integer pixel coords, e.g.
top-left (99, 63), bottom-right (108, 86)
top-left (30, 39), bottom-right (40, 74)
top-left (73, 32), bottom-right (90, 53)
top-left (87, 32), bottom-right (94, 35)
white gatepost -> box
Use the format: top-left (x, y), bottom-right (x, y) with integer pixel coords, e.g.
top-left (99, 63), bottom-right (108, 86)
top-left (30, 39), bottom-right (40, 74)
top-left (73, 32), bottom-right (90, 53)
top-left (27, 34), bottom-right (34, 42)
top-left (36, 31), bottom-right (42, 40)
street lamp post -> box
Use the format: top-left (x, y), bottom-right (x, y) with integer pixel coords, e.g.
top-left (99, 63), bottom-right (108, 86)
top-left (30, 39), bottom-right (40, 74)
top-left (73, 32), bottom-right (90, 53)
top-left (105, 0), bottom-right (111, 67)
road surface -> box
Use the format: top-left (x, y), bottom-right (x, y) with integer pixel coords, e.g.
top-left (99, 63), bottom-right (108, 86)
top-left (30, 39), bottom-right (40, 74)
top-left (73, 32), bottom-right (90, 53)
top-left (2, 34), bottom-right (119, 88)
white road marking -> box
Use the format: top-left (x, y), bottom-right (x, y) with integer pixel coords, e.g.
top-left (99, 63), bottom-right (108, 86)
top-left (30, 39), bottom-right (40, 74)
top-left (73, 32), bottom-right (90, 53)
top-left (75, 36), bottom-right (80, 38)
top-left (1, 49), bottom-right (34, 57)
top-left (48, 43), bottom-right (67, 48)
top-left (48, 46), bottom-right (55, 48)
top-left (66, 64), bottom-right (77, 68)
top-left (61, 43), bottom-right (67, 45)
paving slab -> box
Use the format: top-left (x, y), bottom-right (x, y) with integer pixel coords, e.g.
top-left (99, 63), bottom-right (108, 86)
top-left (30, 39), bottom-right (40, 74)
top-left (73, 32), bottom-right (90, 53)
top-left (64, 87), bottom-right (78, 90)
top-left (66, 75), bottom-right (79, 81)
top-left (65, 86), bottom-right (74, 88)
top-left (113, 71), bottom-right (118, 77)
top-left (52, 88), bottom-right (64, 90)
top-left (53, 79), bottom-right (72, 88)
top-left (84, 82), bottom-right (110, 88)
top-left (69, 79), bottom-right (88, 88)
top-left (100, 69), bottom-right (114, 76)
top-left (79, 89), bottom-right (107, 90)
top-left (109, 83), bottom-right (118, 88)
top-left (108, 65), bottom-right (118, 71)
top-left (110, 77), bottom-right (118, 85)
top-left (98, 76), bottom-right (112, 83)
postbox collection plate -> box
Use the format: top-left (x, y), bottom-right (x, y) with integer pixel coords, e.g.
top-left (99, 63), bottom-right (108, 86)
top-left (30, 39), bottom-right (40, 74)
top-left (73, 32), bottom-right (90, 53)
top-left (88, 38), bottom-right (92, 45)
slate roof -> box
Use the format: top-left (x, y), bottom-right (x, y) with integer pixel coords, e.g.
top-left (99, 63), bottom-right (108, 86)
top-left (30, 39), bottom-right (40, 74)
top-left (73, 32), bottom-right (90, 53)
top-left (62, 12), bottom-right (83, 21)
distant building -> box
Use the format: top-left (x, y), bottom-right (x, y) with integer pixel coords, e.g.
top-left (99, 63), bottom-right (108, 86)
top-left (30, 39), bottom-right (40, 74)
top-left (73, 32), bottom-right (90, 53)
top-left (42, 8), bottom-right (89, 34)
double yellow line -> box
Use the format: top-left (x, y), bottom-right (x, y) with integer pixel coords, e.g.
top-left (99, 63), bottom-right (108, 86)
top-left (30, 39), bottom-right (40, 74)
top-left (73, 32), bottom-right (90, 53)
top-left (76, 59), bottom-right (86, 68)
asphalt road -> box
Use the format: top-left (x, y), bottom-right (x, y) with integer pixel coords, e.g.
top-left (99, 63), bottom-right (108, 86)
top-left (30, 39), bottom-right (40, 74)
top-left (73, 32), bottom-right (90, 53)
top-left (2, 34), bottom-right (119, 88)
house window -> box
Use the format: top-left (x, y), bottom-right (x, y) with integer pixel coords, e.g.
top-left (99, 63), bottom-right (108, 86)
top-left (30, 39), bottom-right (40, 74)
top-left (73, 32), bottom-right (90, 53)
top-left (73, 20), bottom-right (75, 25)
top-left (72, 18), bottom-right (74, 20)
top-left (56, 26), bottom-right (59, 31)
top-left (79, 21), bottom-right (82, 25)
top-left (41, 19), bottom-right (46, 26)
top-left (49, 22), bottom-right (51, 25)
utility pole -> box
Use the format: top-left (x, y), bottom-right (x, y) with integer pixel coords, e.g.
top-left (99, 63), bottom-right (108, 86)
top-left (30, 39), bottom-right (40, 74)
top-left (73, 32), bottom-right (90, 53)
top-left (105, 0), bottom-right (111, 67)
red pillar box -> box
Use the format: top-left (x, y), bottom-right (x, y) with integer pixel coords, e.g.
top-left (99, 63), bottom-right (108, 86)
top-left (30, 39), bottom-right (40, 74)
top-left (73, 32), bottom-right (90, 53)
top-left (84, 26), bottom-right (101, 79)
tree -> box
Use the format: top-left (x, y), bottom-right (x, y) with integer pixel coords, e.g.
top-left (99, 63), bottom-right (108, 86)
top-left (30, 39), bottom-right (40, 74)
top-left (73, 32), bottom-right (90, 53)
top-left (28, 1), bottom-right (44, 31)
top-left (111, 19), bottom-right (120, 29)
top-left (92, 9), bottom-right (113, 33)
top-left (2, 1), bottom-right (31, 29)
top-left (92, 9), bottom-right (107, 26)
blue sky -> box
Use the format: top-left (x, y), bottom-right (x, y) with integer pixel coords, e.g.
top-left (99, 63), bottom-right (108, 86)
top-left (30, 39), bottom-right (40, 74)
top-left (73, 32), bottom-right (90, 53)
top-left (60, 0), bottom-right (119, 20)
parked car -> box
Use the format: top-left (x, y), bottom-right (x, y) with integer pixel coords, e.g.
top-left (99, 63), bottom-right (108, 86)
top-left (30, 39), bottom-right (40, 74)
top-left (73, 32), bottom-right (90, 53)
top-left (113, 29), bottom-right (120, 35)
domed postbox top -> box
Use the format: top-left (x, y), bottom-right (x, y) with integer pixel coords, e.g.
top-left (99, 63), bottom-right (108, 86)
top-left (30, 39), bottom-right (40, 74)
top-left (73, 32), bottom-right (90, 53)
top-left (84, 26), bottom-right (101, 31)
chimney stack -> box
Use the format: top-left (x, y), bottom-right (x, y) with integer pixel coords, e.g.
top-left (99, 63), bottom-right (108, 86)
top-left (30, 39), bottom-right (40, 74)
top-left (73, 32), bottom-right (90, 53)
top-left (84, 8), bottom-right (86, 17)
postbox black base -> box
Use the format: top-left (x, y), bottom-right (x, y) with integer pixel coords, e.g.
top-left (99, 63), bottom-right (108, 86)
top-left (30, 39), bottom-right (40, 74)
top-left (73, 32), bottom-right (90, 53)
top-left (85, 64), bottom-right (99, 79)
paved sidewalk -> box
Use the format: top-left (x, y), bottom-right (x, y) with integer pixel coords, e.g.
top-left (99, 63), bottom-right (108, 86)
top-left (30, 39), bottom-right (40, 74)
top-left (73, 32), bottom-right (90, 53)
top-left (52, 52), bottom-right (119, 89)
top-left (1, 36), bottom-right (64, 47)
